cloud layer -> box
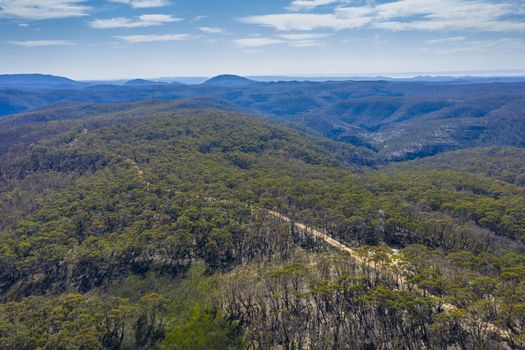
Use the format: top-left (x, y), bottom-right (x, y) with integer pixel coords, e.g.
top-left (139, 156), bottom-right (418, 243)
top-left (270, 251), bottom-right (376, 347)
top-left (9, 40), bottom-right (75, 47)
top-left (90, 14), bottom-right (180, 29)
top-left (242, 0), bottom-right (525, 32)
top-left (287, 0), bottom-right (342, 11)
top-left (115, 33), bottom-right (191, 43)
top-left (0, 0), bottom-right (171, 20)
top-left (233, 33), bottom-right (328, 48)
top-left (199, 27), bottom-right (226, 34)
top-left (233, 37), bottom-right (285, 47)
top-left (0, 0), bottom-right (90, 19)
top-left (109, 0), bottom-right (170, 8)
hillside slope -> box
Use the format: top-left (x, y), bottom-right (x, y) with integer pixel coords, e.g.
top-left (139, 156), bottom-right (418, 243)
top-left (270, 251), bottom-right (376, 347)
top-left (0, 102), bottom-right (524, 348)
top-left (0, 74), bottom-right (84, 90)
top-left (386, 147), bottom-right (525, 185)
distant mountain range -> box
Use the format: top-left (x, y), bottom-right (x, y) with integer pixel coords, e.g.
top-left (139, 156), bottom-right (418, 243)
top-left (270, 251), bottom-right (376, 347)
top-left (124, 79), bottom-right (169, 86)
top-left (0, 73), bottom-right (524, 161)
top-left (3, 73), bottom-right (525, 90)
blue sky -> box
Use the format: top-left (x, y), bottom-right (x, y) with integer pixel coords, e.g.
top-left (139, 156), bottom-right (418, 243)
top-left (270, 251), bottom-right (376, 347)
top-left (1, 0), bottom-right (525, 79)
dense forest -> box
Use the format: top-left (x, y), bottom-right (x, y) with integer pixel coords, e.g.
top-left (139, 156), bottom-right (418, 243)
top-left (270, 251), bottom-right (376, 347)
top-left (1, 77), bottom-right (525, 161)
top-left (0, 97), bottom-right (524, 349)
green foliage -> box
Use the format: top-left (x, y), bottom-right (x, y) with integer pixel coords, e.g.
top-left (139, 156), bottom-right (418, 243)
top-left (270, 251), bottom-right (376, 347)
top-left (0, 103), bottom-right (524, 349)
top-left (163, 305), bottom-right (244, 350)
top-left (0, 294), bottom-right (133, 349)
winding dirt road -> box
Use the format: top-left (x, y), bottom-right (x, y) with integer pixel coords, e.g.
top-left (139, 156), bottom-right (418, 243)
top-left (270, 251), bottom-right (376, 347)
top-left (266, 209), bottom-right (517, 345)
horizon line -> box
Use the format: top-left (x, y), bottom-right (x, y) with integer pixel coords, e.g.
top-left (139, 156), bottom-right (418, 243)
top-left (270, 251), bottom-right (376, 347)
top-left (2, 69), bottom-right (525, 82)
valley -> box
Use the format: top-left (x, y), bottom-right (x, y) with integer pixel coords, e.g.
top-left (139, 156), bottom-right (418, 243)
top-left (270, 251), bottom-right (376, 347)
top-left (1, 75), bottom-right (525, 162)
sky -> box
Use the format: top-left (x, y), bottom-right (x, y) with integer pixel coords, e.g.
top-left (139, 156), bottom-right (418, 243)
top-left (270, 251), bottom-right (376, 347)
top-left (0, 0), bottom-right (525, 79)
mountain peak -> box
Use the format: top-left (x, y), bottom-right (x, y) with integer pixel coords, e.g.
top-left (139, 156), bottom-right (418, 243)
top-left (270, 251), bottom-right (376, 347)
top-left (204, 74), bottom-right (254, 86)
top-left (124, 79), bottom-right (167, 86)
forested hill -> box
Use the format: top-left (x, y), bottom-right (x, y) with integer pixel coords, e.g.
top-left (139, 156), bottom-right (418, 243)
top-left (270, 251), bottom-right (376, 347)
top-left (0, 101), bottom-right (524, 348)
top-left (386, 147), bottom-right (525, 186)
top-left (1, 79), bottom-right (524, 161)
top-left (0, 74), bottom-right (85, 90)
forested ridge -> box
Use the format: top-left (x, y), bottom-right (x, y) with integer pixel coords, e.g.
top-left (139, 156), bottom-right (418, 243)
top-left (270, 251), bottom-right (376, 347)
top-left (0, 101), bottom-right (524, 349)
top-left (1, 79), bottom-right (525, 161)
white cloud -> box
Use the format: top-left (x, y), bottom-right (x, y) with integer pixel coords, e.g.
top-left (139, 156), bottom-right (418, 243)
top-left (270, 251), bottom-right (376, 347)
top-left (9, 40), bottom-right (75, 47)
top-left (241, 13), bottom-right (368, 31)
top-left (233, 37), bottom-right (285, 47)
top-left (288, 0), bottom-right (340, 11)
top-left (278, 33), bottom-right (328, 40)
top-left (289, 40), bottom-right (323, 47)
top-left (233, 35), bottom-right (324, 48)
top-left (0, 0), bottom-right (90, 19)
top-left (109, 0), bottom-right (169, 8)
top-left (426, 36), bottom-right (466, 44)
top-left (279, 33), bottom-right (328, 47)
top-left (90, 14), bottom-right (180, 29)
top-left (371, 0), bottom-right (525, 32)
top-left (199, 27), bottom-right (226, 34)
top-left (242, 0), bottom-right (525, 32)
top-left (114, 33), bottom-right (191, 43)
